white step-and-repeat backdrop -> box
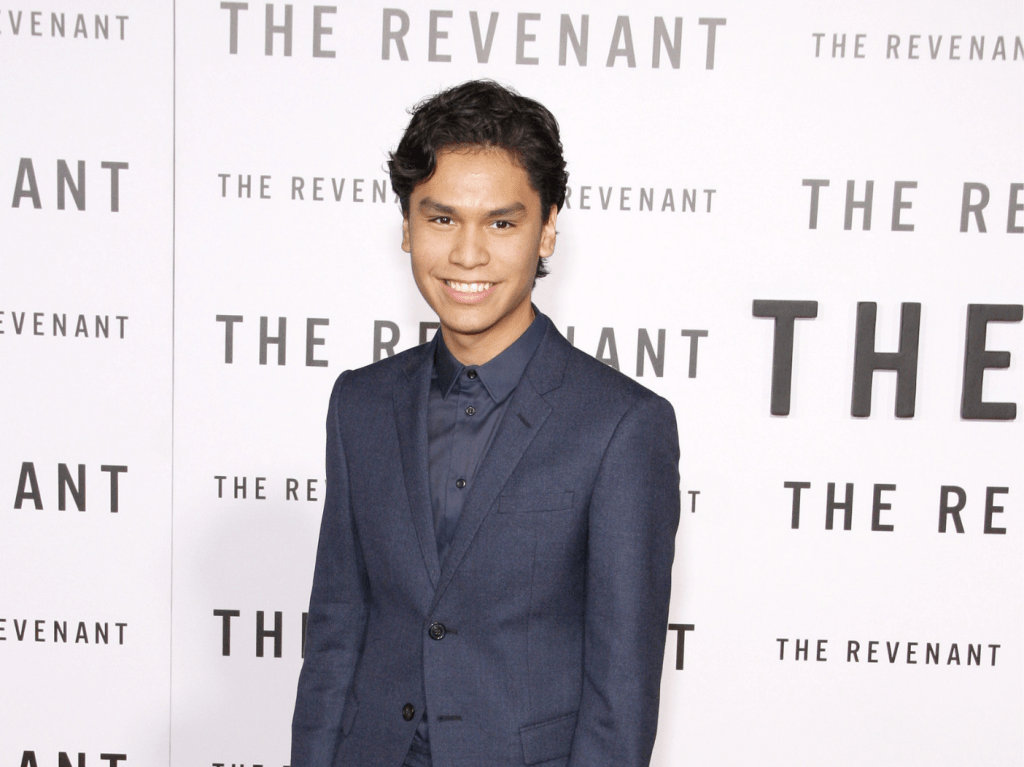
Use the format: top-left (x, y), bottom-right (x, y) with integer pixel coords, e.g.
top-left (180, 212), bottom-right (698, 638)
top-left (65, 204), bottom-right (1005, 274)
top-left (2, 1), bottom-right (1022, 766)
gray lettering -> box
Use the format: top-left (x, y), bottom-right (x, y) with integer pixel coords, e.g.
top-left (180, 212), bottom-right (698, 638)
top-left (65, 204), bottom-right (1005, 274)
top-left (516, 13), bottom-right (540, 65)
top-left (382, 8), bottom-right (409, 61)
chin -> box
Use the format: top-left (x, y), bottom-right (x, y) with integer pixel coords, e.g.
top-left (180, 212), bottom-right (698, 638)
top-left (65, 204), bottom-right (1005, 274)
top-left (441, 317), bottom-right (495, 337)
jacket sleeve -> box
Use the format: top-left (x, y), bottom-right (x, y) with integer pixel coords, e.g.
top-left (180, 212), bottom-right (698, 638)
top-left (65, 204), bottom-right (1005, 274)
top-left (567, 393), bottom-right (681, 767)
top-left (291, 372), bottom-right (371, 767)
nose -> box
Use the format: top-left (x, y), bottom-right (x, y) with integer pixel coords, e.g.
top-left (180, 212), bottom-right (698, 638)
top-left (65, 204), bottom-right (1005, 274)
top-left (449, 224), bottom-right (489, 269)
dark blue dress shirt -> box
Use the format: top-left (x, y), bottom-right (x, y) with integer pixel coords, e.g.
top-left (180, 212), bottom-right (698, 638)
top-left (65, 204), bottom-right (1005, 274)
top-left (427, 311), bottom-right (548, 565)
top-left (412, 310), bottom-right (548, 750)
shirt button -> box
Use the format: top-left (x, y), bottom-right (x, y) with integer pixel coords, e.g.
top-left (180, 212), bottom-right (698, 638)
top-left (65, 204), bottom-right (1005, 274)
top-left (467, 370), bottom-right (478, 379)
top-left (402, 703), bottom-right (416, 721)
top-left (455, 478), bottom-right (467, 489)
top-left (465, 406), bottom-right (476, 416)
top-left (428, 622), bottom-right (446, 640)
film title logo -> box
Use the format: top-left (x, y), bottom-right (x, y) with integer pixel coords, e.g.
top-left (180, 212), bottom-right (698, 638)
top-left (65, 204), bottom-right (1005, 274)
top-left (776, 638), bottom-right (1001, 667)
top-left (10, 463), bottom-right (128, 512)
top-left (668, 623), bottom-right (695, 671)
top-left (217, 173), bottom-right (394, 203)
top-left (811, 32), bottom-right (1023, 62)
top-left (212, 475), bottom-right (324, 502)
top-left (213, 608), bottom-right (697, 669)
top-left (802, 179), bottom-right (1023, 233)
top-left (219, 5), bottom-right (726, 70)
top-left (213, 609), bottom-right (307, 658)
top-left (0, 313), bottom-right (128, 340)
top-left (0, 618), bottom-right (127, 646)
top-left (753, 301), bottom-right (1022, 419)
top-left (19, 754), bottom-right (126, 767)
top-left (216, 173), bottom-right (717, 217)
top-left (10, 159), bottom-right (129, 212)
top-left (1, 11), bottom-right (127, 41)
top-left (211, 473), bottom-right (706, 515)
top-left (214, 314), bottom-right (710, 382)
top-left (783, 482), bottom-right (1011, 535)
top-left (563, 185), bottom-right (715, 214)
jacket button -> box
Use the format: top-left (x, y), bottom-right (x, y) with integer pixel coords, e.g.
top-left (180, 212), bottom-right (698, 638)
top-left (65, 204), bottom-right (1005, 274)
top-left (402, 703), bottom-right (415, 721)
top-left (428, 622), bottom-right (446, 640)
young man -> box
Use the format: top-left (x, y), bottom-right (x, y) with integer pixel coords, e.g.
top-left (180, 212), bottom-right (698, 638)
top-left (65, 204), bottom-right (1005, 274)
top-left (291, 80), bottom-right (681, 767)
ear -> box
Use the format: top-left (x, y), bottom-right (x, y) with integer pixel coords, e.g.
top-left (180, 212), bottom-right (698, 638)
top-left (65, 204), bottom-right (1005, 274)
top-left (401, 215), bottom-right (411, 253)
top-left (539, 205), bottom-right (557, 259)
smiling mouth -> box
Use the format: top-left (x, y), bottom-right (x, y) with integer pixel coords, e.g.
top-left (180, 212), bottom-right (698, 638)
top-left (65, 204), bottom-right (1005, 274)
top-left (445, 280), bottom-right (494, 293)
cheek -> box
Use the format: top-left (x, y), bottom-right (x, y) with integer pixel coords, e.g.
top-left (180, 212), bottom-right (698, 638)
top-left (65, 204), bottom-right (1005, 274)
top-left (410, 253), bottom-right (430, 282)
top-left (505, 234), bottom-right (543, 279)
top-left (409, 240), bottom-right (445, 284)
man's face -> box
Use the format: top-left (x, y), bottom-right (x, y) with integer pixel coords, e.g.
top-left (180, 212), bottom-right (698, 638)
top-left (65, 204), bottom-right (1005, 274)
top-left (402, 146), bottom-right (557, 366)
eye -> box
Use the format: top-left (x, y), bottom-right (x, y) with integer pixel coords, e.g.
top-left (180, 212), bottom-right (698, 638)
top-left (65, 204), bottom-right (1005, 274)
top-left (491, 220), bottom-right (515, 230)
top-left (430, 216), bottom-right (453, 225)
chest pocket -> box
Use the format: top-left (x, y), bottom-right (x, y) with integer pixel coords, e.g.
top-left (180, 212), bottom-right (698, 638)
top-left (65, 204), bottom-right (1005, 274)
top-left (498, 491), bottom-right (574, 514)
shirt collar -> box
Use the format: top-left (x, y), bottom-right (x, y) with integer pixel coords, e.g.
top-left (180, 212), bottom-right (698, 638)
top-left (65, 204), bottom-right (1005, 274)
top-left (433, 309), bottom-right (549, 403)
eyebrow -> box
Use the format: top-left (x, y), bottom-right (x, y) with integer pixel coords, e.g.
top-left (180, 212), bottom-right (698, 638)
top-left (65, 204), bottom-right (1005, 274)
top-left (486, 202), bottom-right (527, 218)
top-left (418, 198), bottom-right (527, 218)
top-left (419, 198), bottom-right (457, 216)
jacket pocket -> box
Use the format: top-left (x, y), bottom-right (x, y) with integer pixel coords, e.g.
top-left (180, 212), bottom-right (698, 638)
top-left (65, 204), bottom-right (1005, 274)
top-left (518, 710), bottom-right (578, 765)
top-left (498, 491), bottom-right (574, 514)
top-left (340, 699), bottom-right (359, 737)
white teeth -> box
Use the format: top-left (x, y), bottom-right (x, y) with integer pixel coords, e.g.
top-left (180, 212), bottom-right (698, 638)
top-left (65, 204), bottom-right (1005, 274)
top-left (446, 280), bottom-right (492, 293)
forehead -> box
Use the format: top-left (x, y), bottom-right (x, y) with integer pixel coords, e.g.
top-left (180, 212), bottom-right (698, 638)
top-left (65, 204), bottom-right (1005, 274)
top-left (412, 146), bottom-right (538, 206)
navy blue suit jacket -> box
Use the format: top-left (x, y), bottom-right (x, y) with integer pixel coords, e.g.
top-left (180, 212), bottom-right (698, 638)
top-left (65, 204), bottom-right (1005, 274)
top-left (292, 321), bottom-right (681, 767)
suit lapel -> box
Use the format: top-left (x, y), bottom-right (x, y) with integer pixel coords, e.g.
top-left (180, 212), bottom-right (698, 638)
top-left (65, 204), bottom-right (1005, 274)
top-left (431, 324), bottom-right (570, 607)
top-left (394, 344), bottom-right (442, 588)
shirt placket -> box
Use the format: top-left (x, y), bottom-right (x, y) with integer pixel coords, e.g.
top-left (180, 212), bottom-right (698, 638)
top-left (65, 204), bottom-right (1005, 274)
top-left (439, 369), bottom-right (485, 557)
top-left (450, 370), bottom-right (484, 493)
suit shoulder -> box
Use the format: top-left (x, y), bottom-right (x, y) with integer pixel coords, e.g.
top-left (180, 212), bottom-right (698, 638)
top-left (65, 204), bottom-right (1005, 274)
top-left (561, 339), bottom-right (669, 410)
top-left (330, 343), bottom-right (430, 403)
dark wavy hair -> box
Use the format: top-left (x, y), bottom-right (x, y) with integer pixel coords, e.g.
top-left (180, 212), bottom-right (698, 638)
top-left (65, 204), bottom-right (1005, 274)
top-left (388, 80), bottom-right (568, 279)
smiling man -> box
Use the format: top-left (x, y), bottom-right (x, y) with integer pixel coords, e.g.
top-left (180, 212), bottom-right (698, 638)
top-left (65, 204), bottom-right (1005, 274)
top-left (292, 80), bottom-right (681, 767)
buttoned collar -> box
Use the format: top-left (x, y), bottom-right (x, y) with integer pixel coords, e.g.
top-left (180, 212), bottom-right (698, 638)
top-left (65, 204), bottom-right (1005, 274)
top-left (433, 309), bottom-right (549, 403)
